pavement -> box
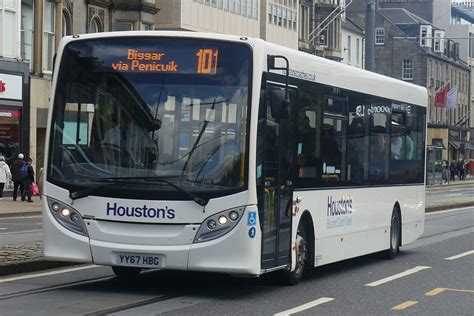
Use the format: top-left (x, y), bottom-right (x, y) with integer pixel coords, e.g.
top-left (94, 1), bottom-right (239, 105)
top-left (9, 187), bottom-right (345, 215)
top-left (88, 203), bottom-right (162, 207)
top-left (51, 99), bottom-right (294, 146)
top-left (1, 180), bottom-right (473, 277)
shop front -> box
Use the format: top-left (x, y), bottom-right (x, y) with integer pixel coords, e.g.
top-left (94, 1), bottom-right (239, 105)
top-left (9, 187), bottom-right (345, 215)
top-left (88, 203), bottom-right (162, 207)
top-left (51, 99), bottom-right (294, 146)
top-left (0, 60), bottom-right (30, 167)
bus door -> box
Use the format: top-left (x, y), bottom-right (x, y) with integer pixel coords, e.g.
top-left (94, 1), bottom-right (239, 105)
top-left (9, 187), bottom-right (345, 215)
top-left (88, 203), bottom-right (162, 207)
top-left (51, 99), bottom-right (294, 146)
top-left (259, 83), bottom-right (296, 270)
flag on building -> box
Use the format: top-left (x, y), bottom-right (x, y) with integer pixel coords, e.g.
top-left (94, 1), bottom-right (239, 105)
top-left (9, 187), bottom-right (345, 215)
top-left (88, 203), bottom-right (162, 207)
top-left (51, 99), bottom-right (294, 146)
top-left (446, 85), bottom-right (458, 109)
top-left (434, 83), bottom-right (450, 108)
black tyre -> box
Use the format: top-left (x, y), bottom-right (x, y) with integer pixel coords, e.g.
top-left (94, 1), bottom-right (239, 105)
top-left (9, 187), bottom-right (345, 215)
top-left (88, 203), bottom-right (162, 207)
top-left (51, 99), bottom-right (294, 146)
top-left (385, 209), bottom-right (401, 259)
top-left (112, 266), bottom-right (142, 278)
top-left (280, 223), bottom-right (308, 285)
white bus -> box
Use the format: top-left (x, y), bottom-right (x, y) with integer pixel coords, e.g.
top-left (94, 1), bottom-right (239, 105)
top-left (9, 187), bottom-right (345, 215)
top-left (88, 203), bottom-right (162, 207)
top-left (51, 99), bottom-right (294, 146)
top-left (43, 31), bottom-right (427, 284)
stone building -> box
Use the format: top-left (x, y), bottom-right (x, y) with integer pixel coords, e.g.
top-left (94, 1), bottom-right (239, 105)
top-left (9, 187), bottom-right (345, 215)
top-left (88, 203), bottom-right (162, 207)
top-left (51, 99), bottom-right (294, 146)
top-left (0, 1), bottom-right (30, 167)
top-left (298, 0), bottom-right (344, 60)
top-left (347, 1), bottom-right (471, 164)
top-left (341, 15), bottom-right (364, 68)
top-left (155, 0), bottom-right (299, 49)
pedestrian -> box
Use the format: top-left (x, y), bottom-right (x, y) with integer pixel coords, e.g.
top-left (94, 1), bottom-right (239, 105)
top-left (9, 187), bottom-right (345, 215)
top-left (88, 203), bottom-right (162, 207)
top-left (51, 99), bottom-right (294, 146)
top-left (10, 153), bottom-right (25, 201)
top-left (21, 157), bottom-right (35, 203)
top-left (457, 159), bottom-right (465, 181)
top-left (442, 160), bottom-right (448, 184)
top-left (0, 155), bottom-right (12, 199)
top-left (449, 161), bottom-right (457, 181)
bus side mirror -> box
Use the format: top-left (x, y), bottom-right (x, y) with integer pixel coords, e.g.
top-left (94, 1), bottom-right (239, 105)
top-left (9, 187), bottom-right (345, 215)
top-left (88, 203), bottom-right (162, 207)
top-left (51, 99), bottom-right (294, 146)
top-left (269, 88), bottom-right (289, 119)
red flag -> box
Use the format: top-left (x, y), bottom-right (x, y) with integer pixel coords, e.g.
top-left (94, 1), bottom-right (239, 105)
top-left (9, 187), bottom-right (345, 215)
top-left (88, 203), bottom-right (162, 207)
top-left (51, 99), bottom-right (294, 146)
top-left (434, 83), bottom-right (450, 108)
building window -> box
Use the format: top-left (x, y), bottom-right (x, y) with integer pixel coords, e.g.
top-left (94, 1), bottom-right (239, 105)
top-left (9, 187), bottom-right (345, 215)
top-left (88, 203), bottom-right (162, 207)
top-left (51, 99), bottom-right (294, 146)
top-left (252, 0), bottom-right (258, 19)
top-left (347, 35), bottom-right (352, 63)
top-left (141, 23), bottom-right (152, 30)
top-left (43, 0), bottom-right (56, 72)
top-left (375, 27), bottom-right (385, 45)
top-left (292, 9), bottom-right (297, 31)
top-left (420, 25), bottom-right (432, 48)
top-left (299, 5), bottom-right (309, 40)
top-left (116, 22), bottom-right (134, 31)
top-left (402, 59), bottom-right (414, 80)
top-left (89, 16), bottom-right (103, 33)
top-left (1, 0), bottom-right (20, 58)
top-left (277, 5), bottom-right (282, 26)
top-left (21, 0), bottom-right (34, 67)
top-left (268, 3), bottom-right (273, 23)
top-left (356, 38), bottom-right (360, 66)
top-left (62, 11), bottom-right (73, 37)
top-left (198, 0), bottom-right (257, 19)
top-left (433, 30), bottom-right (444, 52)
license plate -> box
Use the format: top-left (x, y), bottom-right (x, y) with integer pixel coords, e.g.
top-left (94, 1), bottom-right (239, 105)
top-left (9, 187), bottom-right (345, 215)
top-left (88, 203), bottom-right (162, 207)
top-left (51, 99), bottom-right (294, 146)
top-left (115, 253), bottom-right (163, 268)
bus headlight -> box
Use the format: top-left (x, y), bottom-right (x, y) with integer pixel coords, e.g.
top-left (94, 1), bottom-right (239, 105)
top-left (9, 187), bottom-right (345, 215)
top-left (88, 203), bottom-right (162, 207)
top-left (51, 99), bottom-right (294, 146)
top-left (194, 206), bottom-right (245, 243)
top-left (47, 197), bottom-right (88, 237)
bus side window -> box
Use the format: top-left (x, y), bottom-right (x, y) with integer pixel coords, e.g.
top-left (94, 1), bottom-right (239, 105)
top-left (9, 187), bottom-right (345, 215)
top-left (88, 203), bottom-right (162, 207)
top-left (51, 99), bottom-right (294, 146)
top-left (295, 93), bottom-right (321, 186)
top-left (369, 110), bottom-right (390, 183)
top-left (347, 102), bottom-right (368, 184)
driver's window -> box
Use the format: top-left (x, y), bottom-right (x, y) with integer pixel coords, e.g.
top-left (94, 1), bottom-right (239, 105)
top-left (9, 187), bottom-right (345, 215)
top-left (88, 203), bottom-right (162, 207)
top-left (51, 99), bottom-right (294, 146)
top-left (62, 103), bottom-right (94, 146)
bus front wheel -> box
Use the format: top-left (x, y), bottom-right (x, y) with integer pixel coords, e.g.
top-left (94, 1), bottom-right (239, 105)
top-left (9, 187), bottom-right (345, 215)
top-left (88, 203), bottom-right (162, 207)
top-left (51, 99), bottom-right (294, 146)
top-left (112, 266), bottom-right (142, 278)
top-left (281, 223), bottom-right (308, 285)
top-left (385, 209), bottom-right (401, 259)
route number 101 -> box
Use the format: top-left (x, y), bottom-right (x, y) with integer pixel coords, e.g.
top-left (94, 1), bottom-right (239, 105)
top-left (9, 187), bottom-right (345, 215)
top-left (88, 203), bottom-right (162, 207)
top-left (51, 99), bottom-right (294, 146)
top-left (196, 49), bottom-right (219, 74)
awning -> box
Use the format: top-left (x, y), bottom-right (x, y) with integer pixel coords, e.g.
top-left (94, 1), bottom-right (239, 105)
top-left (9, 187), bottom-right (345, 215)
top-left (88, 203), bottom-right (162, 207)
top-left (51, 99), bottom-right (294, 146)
top-left (449, 140), bottom-right (462, 150)
top-left (430, 139), bottom-right (446, 149)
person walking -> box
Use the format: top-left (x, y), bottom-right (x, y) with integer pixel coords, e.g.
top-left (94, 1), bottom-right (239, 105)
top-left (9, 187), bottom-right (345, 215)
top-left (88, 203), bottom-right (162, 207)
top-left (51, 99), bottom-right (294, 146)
top-left (21, 157), bottom-right (35, 203)
top-left (0, 155), bottom-right (12, 199)
top-left (10, 153), bottom-right (25, 201)
top-left (457, 159), bottom-right (465, 181)
top-left (442, 160), bottom-right (448, 184)
top-left (449, 161), bottom-right (457, 181)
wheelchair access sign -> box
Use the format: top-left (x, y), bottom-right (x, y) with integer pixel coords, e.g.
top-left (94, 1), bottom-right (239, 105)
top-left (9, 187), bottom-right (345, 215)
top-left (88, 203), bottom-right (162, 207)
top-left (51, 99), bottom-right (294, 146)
top-left (247, 211), bottom-right (257, 226)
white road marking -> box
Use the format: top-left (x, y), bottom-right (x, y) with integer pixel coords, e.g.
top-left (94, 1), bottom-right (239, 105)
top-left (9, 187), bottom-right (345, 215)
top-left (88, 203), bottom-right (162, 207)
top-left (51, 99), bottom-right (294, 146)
top-left (446, 193), bottom-right (464, 197)
top-left (365, 266), bottom-right (431, 287)
top-left (273, 297), bottom-right (334, 316)
top-left (427, 207), bottom-right (474, 215)
top-left (0, 227), bottom-right (7, 230)
top-left (0, 265), bottom-right (98, 283)
top-left (445, 250), bottom-right (474, 260)
top-left (0, 229), bottom-right (42, 235)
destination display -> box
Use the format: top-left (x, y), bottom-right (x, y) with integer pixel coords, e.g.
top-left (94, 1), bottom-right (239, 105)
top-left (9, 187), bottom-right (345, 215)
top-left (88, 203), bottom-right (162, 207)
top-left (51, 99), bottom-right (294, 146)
top-left (110, 47), bottom-right (220, 74)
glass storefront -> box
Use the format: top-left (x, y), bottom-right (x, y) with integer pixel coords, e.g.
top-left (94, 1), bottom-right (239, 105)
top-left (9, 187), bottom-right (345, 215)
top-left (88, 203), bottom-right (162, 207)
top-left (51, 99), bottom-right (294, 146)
top-left (0, 108), bottom-right (21, 165)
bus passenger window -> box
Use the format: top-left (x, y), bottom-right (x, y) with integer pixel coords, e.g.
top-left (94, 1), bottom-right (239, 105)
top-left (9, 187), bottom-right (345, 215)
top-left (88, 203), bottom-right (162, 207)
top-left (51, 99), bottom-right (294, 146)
top-left (296, 110), bottom-right (318, 177)
top-left (369, 110), bottom-right (390, 182)
top-left (347, 103), bottom-right (368, 184)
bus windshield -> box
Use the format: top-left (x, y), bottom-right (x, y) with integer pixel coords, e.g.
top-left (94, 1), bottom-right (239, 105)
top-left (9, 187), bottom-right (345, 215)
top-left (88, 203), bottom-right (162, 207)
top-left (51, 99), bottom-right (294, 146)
top-left (48, 37), bottom-right (251, 199)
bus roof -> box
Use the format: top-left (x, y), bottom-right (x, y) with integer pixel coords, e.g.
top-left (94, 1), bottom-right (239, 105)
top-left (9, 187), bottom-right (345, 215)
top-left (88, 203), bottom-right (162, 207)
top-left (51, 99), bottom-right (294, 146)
top-left (59, 31), bottom-right (427, 107)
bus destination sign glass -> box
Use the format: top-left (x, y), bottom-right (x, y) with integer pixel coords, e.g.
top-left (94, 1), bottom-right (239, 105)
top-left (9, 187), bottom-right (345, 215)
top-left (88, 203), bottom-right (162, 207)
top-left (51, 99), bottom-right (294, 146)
top-left (110, 48), bottom-right (219, 74)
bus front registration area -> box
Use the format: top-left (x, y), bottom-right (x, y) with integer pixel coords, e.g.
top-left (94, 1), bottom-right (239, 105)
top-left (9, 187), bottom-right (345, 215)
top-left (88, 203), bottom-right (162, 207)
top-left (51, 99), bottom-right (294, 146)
top-left (115, 252), bottom-right (164, 268)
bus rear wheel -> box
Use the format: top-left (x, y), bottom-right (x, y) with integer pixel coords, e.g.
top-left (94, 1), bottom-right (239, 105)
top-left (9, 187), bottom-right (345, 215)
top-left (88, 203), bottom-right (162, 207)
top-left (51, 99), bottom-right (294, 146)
top-left (280, 223), bottom-right (308, 285)
top-left (385, 209), bottom-right (401, 259)
top-left (112, 266), bottom-right (142, 278)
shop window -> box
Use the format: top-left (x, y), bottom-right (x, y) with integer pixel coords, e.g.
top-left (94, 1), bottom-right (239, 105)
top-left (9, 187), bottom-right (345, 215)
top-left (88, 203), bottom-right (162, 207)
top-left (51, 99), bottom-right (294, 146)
top-left (0, 109), bottom-right (22, 164)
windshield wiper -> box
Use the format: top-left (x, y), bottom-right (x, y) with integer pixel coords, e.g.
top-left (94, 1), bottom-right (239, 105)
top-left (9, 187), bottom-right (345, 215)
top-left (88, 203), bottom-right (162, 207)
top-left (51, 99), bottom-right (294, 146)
top-left (69, 178), bottom-right (128, 201)
top-left (143, 176), bottom-right (208, 206)
top-left (181, 98), bottom-right (227, 177)
top-left (68, 176), bottom-right (209, 206)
